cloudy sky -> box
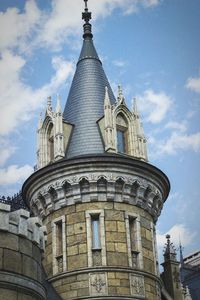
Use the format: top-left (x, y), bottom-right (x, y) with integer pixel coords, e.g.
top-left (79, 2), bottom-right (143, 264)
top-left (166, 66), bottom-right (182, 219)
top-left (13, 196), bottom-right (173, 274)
top-left (0, 0), bottom-right (199, 263)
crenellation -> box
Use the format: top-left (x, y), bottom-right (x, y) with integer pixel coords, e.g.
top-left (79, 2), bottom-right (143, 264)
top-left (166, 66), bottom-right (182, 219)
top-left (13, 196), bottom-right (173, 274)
top-left (0, 204), bottom-right (46, 250)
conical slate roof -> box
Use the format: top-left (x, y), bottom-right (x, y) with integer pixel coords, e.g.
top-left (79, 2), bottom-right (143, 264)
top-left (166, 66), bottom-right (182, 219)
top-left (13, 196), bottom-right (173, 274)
top-left (63, 4), bottom-right (116, 158)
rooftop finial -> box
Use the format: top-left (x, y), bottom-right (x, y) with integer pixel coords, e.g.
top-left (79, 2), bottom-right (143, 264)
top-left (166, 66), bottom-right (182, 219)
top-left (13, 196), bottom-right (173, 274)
top-left (82, 0), bottom-right (93, 39)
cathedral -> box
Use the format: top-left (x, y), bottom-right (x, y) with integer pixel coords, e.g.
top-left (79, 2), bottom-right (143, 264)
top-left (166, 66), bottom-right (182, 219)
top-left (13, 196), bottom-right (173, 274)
top-left (0, 1), bottom-right (192, 299)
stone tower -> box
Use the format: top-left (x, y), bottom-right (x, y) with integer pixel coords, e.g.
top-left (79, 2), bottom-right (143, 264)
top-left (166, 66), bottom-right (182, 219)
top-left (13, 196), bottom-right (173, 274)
top-left (22, 1), bottom-right (170, 299)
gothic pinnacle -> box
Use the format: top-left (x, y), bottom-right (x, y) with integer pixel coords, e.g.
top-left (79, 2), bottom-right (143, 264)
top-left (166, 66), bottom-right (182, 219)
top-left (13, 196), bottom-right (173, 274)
top-left (82, 0), bottom-right (93, 39)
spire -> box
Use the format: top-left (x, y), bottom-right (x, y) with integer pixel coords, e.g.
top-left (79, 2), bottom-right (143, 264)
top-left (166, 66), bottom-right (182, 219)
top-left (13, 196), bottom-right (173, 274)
top-left (133, 97), bottom-right (138, 116)
top-left (47, 96), bottom-right (52, 111)
top-left (63, 1), bottom-right (116, 158)
top-left (82, 0), bottom-right (93, 39)
top-left (117, 85), bottom-right (125, 104)
top-left (164, 234), bottom-right (177, 262)
top-left (56, 94), bottom-right (62, 113)
top-left (179, 240), bottom-right (184, 266)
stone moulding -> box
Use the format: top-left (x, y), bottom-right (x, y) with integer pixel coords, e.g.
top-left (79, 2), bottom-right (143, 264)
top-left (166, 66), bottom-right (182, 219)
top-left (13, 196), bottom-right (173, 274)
top-left (48, 266), bottom-right (162, 286)
top-left (0, 271), bottom-right (46, 300)
top-left (22, 154), bottom-right (170, 222)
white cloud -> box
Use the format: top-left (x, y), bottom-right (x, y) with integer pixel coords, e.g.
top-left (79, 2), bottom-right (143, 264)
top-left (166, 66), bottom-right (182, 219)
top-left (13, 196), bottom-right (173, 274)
top-left (112, 60), bottom-right (127, 68)
top-left (157, 224), bottom-right (197, 251)
top-left (0, 138), bottom-right (16, 167)
top-left (0, 0), bottom-right (41, 53)
top-left (186, 77), bottom-right (200, 94)
top-left (138, 89), bottom-right (172, 123)
top-left (0, 165), bottom-right (33, 185)
top-left (0, 51), bottom-right (74, 135)
top-left (157, 131), bottom-right (200, 155)
top-left (164, 121), bottom-right (187, 133)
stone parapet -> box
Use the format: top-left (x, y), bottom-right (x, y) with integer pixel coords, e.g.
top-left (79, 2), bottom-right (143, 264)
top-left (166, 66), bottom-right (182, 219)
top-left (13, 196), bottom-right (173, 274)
top-left (0, 203), bottom-right (46, 249)
top-left (0, 203), bottom-right (47, 300)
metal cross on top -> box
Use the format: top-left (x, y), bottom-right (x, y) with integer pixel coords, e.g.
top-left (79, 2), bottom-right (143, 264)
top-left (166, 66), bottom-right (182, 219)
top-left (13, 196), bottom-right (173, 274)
top-left (82, 0), bottom-right (92, 23)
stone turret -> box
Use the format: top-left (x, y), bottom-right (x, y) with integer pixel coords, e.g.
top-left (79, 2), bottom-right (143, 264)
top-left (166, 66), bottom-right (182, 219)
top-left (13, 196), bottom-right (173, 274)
top-left (22, 1), bottom-right (170, 299)
top-left (0, 202), bottom-right (46, 300)
top-left (161, 235), bottom-right (184, 300)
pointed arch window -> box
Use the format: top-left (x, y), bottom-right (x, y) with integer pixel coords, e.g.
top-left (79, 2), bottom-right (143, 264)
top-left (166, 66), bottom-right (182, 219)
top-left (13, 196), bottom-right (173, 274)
top-left (47, 123), bottom-right (54, 161)
top-left (116, 114), bottom-right (128, 154)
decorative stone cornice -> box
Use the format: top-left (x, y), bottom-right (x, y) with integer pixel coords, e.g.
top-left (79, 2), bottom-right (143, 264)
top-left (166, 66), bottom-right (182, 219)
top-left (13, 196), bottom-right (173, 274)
top-left (22, 154), bottom-right (170, 222)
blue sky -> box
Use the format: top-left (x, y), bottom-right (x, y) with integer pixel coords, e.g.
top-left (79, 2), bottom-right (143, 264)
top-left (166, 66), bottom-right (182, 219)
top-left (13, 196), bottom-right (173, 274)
top-left (0, 0), bottom-right (199, 263)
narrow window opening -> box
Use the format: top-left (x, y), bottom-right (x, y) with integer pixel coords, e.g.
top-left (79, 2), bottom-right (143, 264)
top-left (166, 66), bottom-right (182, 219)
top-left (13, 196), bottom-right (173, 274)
top-left (117, 129), bottom-right (126, 153)
top-left (56, 221), bottom-right (63, 257)
top-left (129, 217), bottom-right (139, 268)
top-left (116, 113), bottom-right (128, 154)
top-left (92, 215), bottom-right (101, 249)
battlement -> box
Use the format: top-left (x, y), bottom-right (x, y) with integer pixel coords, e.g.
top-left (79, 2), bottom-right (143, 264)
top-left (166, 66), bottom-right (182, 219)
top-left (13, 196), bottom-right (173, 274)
top-left (0, 202), bottom-right (46, 250)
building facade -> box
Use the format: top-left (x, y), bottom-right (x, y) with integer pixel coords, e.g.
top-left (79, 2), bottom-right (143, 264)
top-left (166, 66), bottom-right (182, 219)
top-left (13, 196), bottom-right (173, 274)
top-left (0, 1), bottom-right (189, 300)
top-left (180, 249), bottom-right (200, 299)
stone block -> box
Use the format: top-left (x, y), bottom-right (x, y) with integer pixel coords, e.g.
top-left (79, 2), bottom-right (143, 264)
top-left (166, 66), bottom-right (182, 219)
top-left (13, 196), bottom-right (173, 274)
top-left (115, 272), bottom-right (129, 279)
top-left (0, 248), bottom-right (3, 269)
top-left (105, 221), bottom-right (117, 232)
top-left (17, 293), bottom-right (33, 300)
top-left (107, 272), bottom-right (115, 279)
top-left (60, 290), bottom-right (77, 299)
top-left (142, 238), bottom-right (153, 251)
top-left (107, 242), bottom-right (115, 252)
top-left (107, 252), bottom-right (128, 266)
top-left (62, 275), bottom-right (77, 285)
top-left (108, 278), bottom-right (120, 286)
top-left (77, 273), bottom-right (88, 281)
top-left (0, 232), bottom-right (19, 251)
top-left (106, 232), bottom-right (126, 243)
top-left (145, 229), bottom-right (152, 241)
top-left (120, 279), bottom-right (130, 287)
top-left (117, 221), bottom-right (126, 232)
top-left (140, 216), bottom-right (151, 230)
top-left (32, 244), bottom-right (41, 263)
top-left (67, 233), bottom-right (86, 246)
top-left (115, 242), bottom-right (127, 253)
top-left (78, 243), bottom-right (87, 254)
top-left (68, 254), bottom-right (87, 270)
top-left (116, 286), bottom-right (130, 295)
top-left (4, 249), bottom-right (22, 274)
top-left (70, 280), bottom-right (89, 290)
top-left (67, 224), bottom-right (74, 236)
top-left (105, 210), bottom-right (124, 221)
top-left (19, 237), bottom-right (32, 256)
top-left (22, 255), bottom-right (38, 280)
top-left (74, 222), bottom-right (86, 234)
top-left (76, 202), bottom-right (113, 212)
top-left (67, 212), bottom-right (85, 224)
top-left (143, 257), bottom-right (154, 273)
top-left (68, 245), bottom-right (78, 256)
top-left (108, 286), bottom-right (117, 295)
top-left (77, 287), bottom-right (89, 297)
top-left (0, 288), bottom-right (17, 300)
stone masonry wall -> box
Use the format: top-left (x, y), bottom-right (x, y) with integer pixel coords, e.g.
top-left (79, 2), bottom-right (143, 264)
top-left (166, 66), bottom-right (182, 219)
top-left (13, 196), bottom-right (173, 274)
top-left (43, 202), bottom-right (160, 300)
top-left (0, 203), bottom-right (46, 300)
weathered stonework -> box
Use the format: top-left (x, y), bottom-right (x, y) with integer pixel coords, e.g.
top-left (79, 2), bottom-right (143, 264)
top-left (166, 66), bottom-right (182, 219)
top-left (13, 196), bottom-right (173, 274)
top-left (0, 203), bottom-right (46, 300)
top-left (22, 154), bottom-right (169, 300)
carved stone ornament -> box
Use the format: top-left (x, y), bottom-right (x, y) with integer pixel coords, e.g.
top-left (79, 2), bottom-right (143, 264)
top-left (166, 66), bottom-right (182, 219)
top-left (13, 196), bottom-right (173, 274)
top-left (130, 274), bottom-right (145, 297)
top-left (89, 273), bottom-right (107, 296)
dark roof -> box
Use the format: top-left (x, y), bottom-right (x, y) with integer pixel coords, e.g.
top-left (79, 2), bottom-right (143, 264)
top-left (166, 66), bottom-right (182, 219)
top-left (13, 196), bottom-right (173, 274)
top-left (63, 13), bottom-right (116, 158)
